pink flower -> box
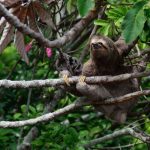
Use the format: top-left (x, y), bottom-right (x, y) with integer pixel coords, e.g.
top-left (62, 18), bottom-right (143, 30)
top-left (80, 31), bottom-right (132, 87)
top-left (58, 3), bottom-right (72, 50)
top-left (46, 47), bottom-right (52, 58)
top-left (25, 44), bottom-right (32, 52)
top-left (25, 40), bottom-right (33, 52)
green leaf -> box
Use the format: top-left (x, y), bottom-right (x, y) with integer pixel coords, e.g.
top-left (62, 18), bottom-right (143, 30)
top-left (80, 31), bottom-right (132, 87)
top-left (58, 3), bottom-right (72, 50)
top-left (13, 113), bottom-right (22, 119)
top-left (68, 127), bottom-right (78, 142)
top-left (36, 103), bottom-right (44, 112)
top-left (71, 121), bottom-right (84, 126)
top-left (29, 105), bottom-right (36, 114)
top-left (68, 113), bottom-right (81, 118)
top-left (90, 126), bottom-right (101, 137)
top-left (67, 0), bottom-right (76, 14)
top-left (21, 105), bottom-right (27, 113)
top-left (94, 19), bottom-right (109, 26)
top-left (144, 8), bottom-right (150, 18)
top-left (77, 0), bottom-right (94, 17)
top-left (64, 134), bottom-right (73, 145)
top-left (75, 146), bottom-right (85, 150)
top-left (106, 6), bottom-right (128, 19)
top-left (0, 129), bottom-right (14, 136)
top-left (79, 130), bottom-right (89, 139)
top-left (97, 24), bottom-right (111, 36)
top-left (122, 1), bottom-right (147, 43)
top-left (115, 16), bottom-right (124, 27)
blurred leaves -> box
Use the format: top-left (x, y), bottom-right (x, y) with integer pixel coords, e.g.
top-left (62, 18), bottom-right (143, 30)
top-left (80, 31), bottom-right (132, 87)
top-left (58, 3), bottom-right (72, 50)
top-left (67, 0), bottom-right (77, 14)
top-left (77, 0), bottom-right (94, 17)
top-left (95, 6), bottom-right (128, 36)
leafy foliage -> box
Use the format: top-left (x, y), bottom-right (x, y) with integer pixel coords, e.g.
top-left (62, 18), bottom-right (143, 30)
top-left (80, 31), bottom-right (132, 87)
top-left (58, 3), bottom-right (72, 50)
top-left (77, 0), bottom-right (95, 17)
top-left (122, 1), bottom-right (147, 43)
top-left (94, 6), bottom-right (128, 36)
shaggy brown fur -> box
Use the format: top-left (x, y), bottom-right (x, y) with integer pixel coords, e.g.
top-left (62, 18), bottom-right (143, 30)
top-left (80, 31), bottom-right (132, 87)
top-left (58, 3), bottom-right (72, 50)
top-left (76, 35), bottom-right (139, 123)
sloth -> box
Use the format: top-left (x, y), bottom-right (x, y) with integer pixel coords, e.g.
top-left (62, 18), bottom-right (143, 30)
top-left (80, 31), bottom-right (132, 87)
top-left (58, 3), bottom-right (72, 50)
top-left (76, 35), bottom-right (140, 123)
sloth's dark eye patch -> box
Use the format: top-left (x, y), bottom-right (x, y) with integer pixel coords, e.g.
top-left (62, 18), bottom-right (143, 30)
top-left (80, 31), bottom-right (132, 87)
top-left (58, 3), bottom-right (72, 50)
top-left (92, 42), bottom-right (104, 49)
top-left (97, 42), bottom-right (103, 47)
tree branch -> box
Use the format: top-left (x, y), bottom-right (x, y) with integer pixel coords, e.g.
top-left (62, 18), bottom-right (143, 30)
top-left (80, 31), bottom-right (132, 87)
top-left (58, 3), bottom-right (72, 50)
top-left (98, 90), bottom-right (150, 105)
top-left (0, 97), bottom-right (87, 128)
top-left (84, 128), bottom-right (150, 148)
top-left (98, 142), bottom-right (143, 150)
top-left (0, 3), bottom-right (98, 48)
top-left (0, 71), bottom-right (149, 88)
top-left (17, 127), bottom-right (39, 150)
top-left (1, 88), bottom-right (150, 128)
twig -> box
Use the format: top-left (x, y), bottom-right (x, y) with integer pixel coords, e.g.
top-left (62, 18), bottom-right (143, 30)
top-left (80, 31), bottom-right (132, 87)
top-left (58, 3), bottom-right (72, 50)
top-left (6, 59), bottom-right (20, 79)
top-left (97, 142), bottom-right (143, 150)
top-left (43, 89), bottom-right (66, 113)
top-left (129, 49), bottom-right (150, 59)
top-left (84, 128), bottom-right (150, 148)
top-left (66, 27), bottom-right (92, 53)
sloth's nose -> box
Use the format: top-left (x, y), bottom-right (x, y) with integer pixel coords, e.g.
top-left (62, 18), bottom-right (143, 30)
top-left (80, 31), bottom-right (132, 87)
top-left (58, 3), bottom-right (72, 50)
top-left (91, 43), bottom-right (100, 49)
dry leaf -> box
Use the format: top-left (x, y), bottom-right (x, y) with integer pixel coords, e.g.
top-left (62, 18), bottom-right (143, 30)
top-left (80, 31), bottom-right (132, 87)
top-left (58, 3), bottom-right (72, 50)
top-left (0, 22), bottom-right (14, 53)
top-left (33, 1), bottom-right (56, 30)
top-left (14, 30), bottom-right (29, 64)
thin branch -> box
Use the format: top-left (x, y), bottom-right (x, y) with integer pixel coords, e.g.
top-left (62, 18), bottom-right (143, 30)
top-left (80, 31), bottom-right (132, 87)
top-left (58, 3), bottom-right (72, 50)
top-left (6, 59), bottom-right (20, 79)
top-left (0, 3), bottom-right (98, 48)
top-left (84, 128), bottom-right (150, 148)
top-left (17, 127), bottom-right (39, 150)
top-left (1, 88), bottom-right (150, 128)
top-left (0, 97), bottom-right (87, 128)
top-left (99, 142), bottom-right (143, 150)
top-left (129, 49), bottom-right (150, 59)
top-left (66, 27), bottom-right (92, 53)
top-left (129, 106), bottom-right (150, 118)
top-left (0, 71), bottom-right (149, 88)
top-left (43, 89), bottom-right (66, 113)
top-left (98, 90), bottom-right (150, 105)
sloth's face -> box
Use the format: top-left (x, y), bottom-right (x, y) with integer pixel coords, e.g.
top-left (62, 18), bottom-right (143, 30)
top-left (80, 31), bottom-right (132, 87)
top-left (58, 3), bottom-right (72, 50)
top-left (90, 36), bottom-right (109, 59)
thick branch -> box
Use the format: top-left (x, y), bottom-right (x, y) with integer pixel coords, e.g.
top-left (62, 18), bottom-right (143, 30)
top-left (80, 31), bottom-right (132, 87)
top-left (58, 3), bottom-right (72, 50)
top-left (0, 71), bottom-right (149, 88)
top-left (0, 3), bottom-right (97, 48)
top-left (84, 128), bottom-right (150, 148)
top-left (1, 89), bottom-right (150, 128)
